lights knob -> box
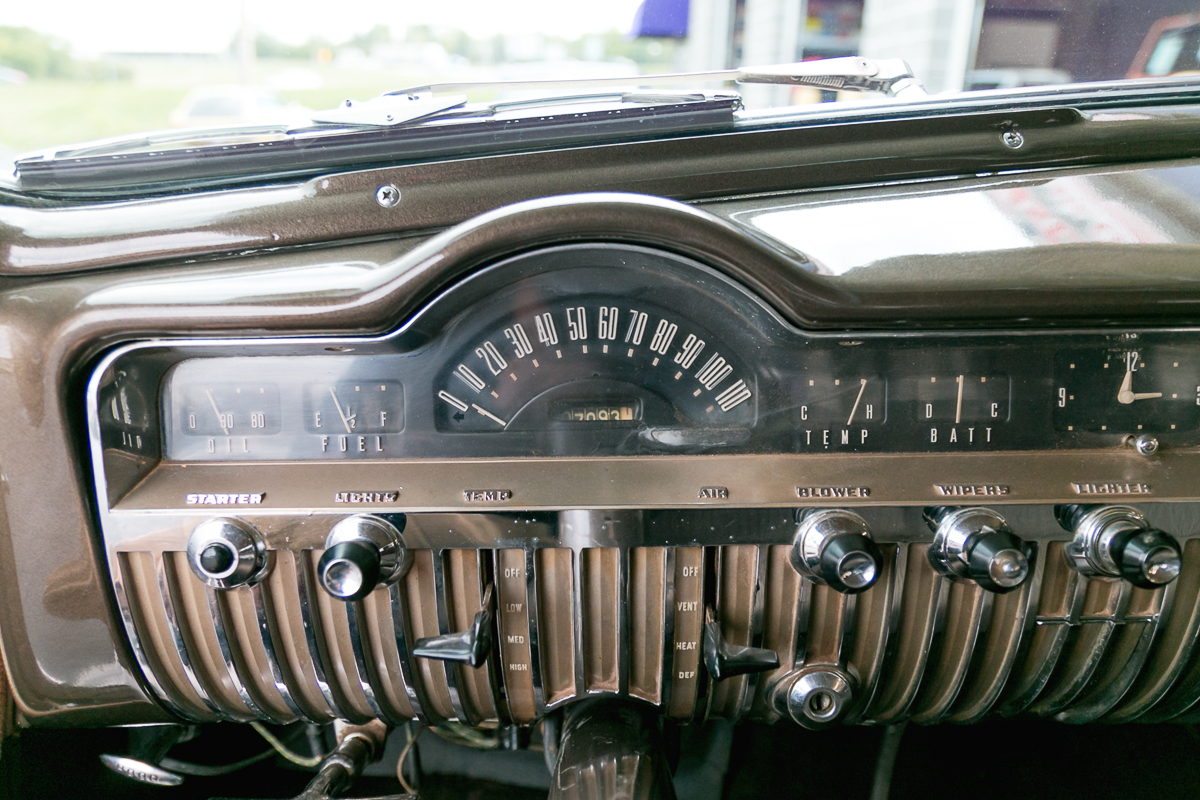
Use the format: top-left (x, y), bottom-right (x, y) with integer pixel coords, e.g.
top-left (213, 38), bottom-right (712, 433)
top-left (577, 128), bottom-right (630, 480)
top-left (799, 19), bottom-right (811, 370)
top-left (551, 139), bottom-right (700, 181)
top-left (924, 507), bottom-right (1032, 593)
top-left (790, 509), bottom-right (883, 594)
top-left (186, 518), bottom-right (268, 589)
top-left (317, 514), bottom-right (410, 601)
top-left (1057, 504), bottom-right (1182, 589)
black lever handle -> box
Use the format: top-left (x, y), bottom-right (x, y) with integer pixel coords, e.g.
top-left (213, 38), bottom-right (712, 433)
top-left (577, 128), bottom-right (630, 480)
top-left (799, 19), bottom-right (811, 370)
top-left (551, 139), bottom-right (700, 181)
top-left (702, 606), bottom-right (779, 681)
top-left (413, 584), bottom-right (495, 668)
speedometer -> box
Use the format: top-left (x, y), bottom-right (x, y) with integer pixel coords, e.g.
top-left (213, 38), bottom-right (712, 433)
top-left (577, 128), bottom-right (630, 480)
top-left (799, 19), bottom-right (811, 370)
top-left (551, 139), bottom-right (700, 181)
top-left (433, 296), bottom-right (755, 439)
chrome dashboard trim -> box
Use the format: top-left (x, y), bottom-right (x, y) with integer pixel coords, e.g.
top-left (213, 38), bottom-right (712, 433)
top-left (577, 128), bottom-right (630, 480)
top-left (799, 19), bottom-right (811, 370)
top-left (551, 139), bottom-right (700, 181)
top-left (248, 580), bottom-right (314, 722)
top-left (111, 556), bottom-right (201, 722)
top-left (295, 554), bottom-right (357, 722)
top-left (386, 581), bottom-right (429, 723)
top-left (156, 555), bottom-right (238, 722)
top-left (205, 585), bottom-right (287, 724)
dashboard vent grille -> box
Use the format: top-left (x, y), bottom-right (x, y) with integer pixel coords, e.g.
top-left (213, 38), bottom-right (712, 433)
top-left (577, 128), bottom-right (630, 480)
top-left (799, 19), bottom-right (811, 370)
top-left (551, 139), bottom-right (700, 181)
top-left (113, 541), bottom-right (1200, 725)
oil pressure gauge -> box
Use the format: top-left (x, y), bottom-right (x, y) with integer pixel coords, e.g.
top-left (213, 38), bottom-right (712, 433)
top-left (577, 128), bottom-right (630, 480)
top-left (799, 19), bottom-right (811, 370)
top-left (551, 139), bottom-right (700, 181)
top-left (1054, 348), bottom-right (1200, 434)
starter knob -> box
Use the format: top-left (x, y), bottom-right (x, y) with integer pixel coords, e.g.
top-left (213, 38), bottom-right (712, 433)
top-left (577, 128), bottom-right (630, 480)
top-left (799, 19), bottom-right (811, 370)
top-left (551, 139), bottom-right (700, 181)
top-left (924, 507), bottom-right (1032, 593)
top-left (1057, 504), bottom-right (1182, 589)
top-left (186, 518), bottom-right (268, 589)
top-left (790, 509), bottom-right (883, 594)
top-left (317, 514), bottom-right (410, 601)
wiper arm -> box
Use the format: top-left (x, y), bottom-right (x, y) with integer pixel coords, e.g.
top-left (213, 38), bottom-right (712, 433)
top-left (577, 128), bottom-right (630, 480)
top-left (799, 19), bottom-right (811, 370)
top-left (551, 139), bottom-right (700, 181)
top-left (392, 57), bottom-right (927, 101)
top-left (313, 57), bottom-right (927, 128)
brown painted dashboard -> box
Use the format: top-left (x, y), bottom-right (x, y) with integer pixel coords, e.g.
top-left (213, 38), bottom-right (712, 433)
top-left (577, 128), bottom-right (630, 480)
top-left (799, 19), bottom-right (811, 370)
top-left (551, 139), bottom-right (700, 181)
top-left (8, 88), bottom-right (1200, 797)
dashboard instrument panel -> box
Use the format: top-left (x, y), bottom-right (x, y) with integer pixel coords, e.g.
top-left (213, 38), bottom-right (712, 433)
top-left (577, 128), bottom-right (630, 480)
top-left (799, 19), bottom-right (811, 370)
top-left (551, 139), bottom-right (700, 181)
top-left (98, 244), bottom-right (1200, 473)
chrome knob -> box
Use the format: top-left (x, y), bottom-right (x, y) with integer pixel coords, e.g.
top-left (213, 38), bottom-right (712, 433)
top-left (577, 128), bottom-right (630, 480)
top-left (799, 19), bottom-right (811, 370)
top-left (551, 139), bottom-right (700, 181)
top-left (1057, 504), bottom-right (1182, 589)
top-left (924, 507), bottom-right (1032, 593)
top-left (317, 514), bottom-right (410, 601)
top-left (771, 667), bottom-right (855, 729)
top-left (186, 518), bottom-right (268, 589)
top-left (791, 509), bottom-right (883, 594)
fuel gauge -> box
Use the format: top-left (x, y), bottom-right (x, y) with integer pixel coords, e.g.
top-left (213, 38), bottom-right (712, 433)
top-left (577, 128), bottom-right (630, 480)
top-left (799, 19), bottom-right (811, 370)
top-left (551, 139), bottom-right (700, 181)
top-left (305, 381), bottom-right (404, 434)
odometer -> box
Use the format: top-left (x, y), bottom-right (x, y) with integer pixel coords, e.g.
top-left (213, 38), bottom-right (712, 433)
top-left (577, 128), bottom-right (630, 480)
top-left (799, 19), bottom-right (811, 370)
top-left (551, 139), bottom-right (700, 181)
top-left (550, 399), bottom-right (641, 424)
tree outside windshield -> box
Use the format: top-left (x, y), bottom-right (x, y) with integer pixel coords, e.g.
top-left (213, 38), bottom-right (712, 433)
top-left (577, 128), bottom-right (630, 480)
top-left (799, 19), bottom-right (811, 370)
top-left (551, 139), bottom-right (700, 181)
top-left (1, 0), bottom-right (1196, 157)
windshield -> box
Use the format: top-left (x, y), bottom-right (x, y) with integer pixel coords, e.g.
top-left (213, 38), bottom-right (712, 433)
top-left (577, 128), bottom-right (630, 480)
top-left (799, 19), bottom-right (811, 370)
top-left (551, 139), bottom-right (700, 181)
top-left (3, 2), bottom-right (1198, 172)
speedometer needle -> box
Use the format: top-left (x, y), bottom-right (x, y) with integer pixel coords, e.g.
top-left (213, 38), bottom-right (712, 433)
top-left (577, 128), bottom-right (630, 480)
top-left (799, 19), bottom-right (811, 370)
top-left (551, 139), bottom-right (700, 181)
top-left (328, 387), bottom-right (356, 432)
top-left (472, 404), bottom-right (508, 427)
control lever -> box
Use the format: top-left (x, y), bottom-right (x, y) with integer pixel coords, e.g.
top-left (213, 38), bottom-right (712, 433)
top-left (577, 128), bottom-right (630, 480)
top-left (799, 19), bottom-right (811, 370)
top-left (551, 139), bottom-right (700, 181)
top-left (207, 721), bottom-right (400, 800)
top-left (413, 584), bottom-right (495, 668)
top-left (702, 606), bottom-right (779, 681)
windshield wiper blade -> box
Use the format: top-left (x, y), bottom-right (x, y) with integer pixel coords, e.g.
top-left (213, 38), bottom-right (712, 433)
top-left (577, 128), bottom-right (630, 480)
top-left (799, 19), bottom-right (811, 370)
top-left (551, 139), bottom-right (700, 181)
top-left (11, 57), bottom-right (926, 196)
top-left (14, 91), bottom-right (743, 196)
top-left (390, 57), bottom-right (927, 102)
top-left (309, 57), bottom-right (927, 128)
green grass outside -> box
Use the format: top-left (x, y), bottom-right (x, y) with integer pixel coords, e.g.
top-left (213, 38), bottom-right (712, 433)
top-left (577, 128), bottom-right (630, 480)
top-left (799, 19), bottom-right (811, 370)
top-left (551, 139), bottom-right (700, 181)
top-left (0, 57), bottom-right (678, 156)
top-left (0, 68), bottom-right (425, 154)
top-left (1, 80), bottom-right (189, 153)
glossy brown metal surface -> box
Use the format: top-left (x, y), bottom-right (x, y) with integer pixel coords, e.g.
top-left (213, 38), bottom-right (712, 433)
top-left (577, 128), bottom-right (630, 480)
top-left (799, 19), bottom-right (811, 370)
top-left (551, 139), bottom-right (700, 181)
top-left (7, 118), bottom-right (1200, 731)
top-left (8, 102), bottom-right (1200, 279)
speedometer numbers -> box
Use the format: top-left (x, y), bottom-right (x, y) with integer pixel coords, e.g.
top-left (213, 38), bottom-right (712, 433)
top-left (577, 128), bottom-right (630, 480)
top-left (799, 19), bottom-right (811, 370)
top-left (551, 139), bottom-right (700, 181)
top-left (435, 302), bottom-right (755, 435)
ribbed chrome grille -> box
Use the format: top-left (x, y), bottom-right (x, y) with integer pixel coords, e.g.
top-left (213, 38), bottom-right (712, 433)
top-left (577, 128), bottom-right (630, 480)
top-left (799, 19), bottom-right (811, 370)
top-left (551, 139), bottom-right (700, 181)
top-left (114, 539), bottom-right (1200, 726)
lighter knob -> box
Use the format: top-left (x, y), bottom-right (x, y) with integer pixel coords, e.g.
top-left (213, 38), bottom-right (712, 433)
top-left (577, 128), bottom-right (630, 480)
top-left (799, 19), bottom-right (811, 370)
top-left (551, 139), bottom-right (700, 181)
top-left (317, 514), bottom-right (411, 601)
top-left (1057, 504), bottom-right (1182, 589)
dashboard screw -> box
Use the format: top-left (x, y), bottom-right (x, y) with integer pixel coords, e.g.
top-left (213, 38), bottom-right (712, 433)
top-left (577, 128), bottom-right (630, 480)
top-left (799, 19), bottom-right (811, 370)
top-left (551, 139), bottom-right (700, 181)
top-left (375, 184), bottom-right (401, 208)
top-left (1130, 434), bottom-right (1159, 457)
top-left (1001, 129), bottom-right (1025, 149)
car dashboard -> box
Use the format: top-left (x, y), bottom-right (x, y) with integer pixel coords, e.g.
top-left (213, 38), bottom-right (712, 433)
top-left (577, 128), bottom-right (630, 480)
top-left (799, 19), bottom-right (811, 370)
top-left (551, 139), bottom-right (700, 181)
top-left (7, 86), bottom-right (1200, 798)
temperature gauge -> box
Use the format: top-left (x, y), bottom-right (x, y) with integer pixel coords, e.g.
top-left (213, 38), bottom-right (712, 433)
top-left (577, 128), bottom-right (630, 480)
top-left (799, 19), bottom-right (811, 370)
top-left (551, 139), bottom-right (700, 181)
top-left (795, 376), bottom-right (886, 449)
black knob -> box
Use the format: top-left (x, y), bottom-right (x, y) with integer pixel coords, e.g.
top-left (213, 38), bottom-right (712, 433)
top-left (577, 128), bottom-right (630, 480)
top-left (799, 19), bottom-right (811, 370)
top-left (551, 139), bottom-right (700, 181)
top-left (926, 507), bottom-right (1032, 594)
top-left (317, 514), bottom-right (410, 601)
top-left (791, 509), bottom-right (883, 594)
top-left (964, 530), bottom-right (1030, 592)
top-left (1113, 528), bottom-right (1182, 589)
top-left (318, 541), bottom-right (382, 601)
top-left (198, 543), bottom-right (236, 575)
top-left (186, 518), bottom-right (268, 588)
top-left (1057, 504), bottom-right (1182, 589)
